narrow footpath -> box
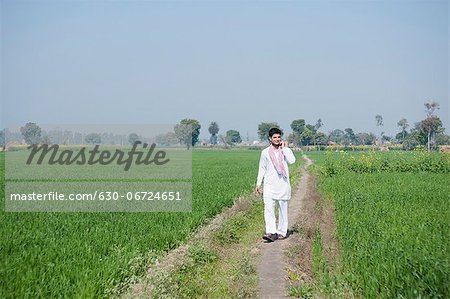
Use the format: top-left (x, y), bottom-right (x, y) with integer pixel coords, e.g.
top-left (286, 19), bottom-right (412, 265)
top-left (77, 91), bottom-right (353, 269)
top-left (256, 155), bottom-right (313, 299)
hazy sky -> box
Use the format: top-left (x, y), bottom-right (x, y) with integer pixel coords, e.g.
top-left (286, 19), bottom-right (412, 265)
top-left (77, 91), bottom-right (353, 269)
top-left (1, 0), bottom-right (448, 140)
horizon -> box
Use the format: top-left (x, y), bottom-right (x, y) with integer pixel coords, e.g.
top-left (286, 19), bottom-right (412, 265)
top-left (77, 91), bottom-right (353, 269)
top-left (1, 0), bottom-right (448, 140)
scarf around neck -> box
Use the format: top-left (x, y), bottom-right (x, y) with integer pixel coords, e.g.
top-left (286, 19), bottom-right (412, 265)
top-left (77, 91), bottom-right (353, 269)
top-left (269, 145), bottom-right (287, 178)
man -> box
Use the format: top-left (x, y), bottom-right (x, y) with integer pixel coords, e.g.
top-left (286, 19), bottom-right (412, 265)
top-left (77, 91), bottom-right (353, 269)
top-left (255, 127), bottom-right (296, 242)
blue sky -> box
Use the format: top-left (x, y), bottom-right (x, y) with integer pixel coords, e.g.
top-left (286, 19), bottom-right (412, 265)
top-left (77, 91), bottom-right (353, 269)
top-left (1, 0), bottom-right (448, 140)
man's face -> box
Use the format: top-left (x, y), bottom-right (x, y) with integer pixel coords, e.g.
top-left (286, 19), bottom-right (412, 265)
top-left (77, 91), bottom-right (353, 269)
top-left (270, 133), bottom-right (282, 146)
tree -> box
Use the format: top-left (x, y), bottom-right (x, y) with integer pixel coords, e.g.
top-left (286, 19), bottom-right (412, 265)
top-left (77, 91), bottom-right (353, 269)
top-left (257, 122), bottom-right (280, 141)
top-left (402, 133), bottom-right (420, 150)
top-left (128, 133), bottom-right (140, 145)
top-left (226, 129), bottom-right (242, 144)
top-left (315, 132), bottom-right (328, 145)
top-left (435, 132), bottom-right (450, 145)
top-left (300, 127), bottom-right (314, 146)
top-left (313, 118), bottom-right (323, 148)
top-left (287, 132), bottom-right (301, 147)
top-left (20, 122), bottom-right (42, 145)
top-left (421, 116), bottom-right (443, 151)
top-left (290, 119), bottom-right (305, 135)
top-left (395, 131), bottom-right (409, 143)
top-left (420, 101), bottom-right (442, 151)
top-left (208, 122), bottom-right (219, 145)
top-left (397, 118), bottom-right (409, 142)
top-left (314, 118), bottom-right (323, 132)
top-left (174, 118), bottom-right (201, 149)
top-left (343, 128), bottom-right (356, 145)
top-left (375, 114), bottom-right (383, 127)
top-left (85, 133), bottom-right (101, 144)
top-left (328, 129), bottom-right (345, 144)
top-left (356, 132), bottom-right (376, 145)
top-left (424, 100), bottom-right (440, 117)
top-left (375, 114), bottom-right (383, 144)
top-left (306, 124), bottom-right (316, 133)
top-left (41, 135), bottom-right (52, 145)
top-left (155, 132), bottom-right (178, 146)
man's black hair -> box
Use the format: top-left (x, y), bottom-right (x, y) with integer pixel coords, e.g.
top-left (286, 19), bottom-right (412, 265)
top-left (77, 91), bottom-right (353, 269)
top-left (269, 127), bottom-right (283, 137)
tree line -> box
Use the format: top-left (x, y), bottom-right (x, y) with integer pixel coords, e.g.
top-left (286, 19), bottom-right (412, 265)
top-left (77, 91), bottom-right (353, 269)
top-left (1, 101), bottom-right (448, 151)
top-left (168, 101), bottom-right (448, 151)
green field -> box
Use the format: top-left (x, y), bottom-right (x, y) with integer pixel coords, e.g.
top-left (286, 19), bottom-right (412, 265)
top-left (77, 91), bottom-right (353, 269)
top-left (3, 149), bottom-right (448, 298)
top-left (0, 149), bottom-right (284, 298)
top-left (307, 151), bottom-right (450, 298)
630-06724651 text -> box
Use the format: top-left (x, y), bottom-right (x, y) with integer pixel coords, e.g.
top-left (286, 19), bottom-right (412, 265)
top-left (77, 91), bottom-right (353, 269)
top-left (9, 191), bottom-right (183, 201)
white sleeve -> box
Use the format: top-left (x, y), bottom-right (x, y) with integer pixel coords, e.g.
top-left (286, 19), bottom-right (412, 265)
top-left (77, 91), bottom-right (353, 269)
top-left (282, 147), bottom-right (296, 164)
top-left (256, 151), bottom-right (267, 186)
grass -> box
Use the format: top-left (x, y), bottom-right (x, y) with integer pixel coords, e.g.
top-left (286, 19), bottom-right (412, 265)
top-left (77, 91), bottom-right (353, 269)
top-left (0, 150), bottom-right (258, 298)
top-left (149, 200), bottom-right (264, 299)
top-left (306, 151), bottom-right (450, 298)
top-left (147, 150), bottom-right (303, 298)
top-left (0, 149), bottom-right (302, 298)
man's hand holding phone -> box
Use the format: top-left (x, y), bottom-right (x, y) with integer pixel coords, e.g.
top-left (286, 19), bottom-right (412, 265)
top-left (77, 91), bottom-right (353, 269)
top-left (255, 185), bottom-right (261, 195)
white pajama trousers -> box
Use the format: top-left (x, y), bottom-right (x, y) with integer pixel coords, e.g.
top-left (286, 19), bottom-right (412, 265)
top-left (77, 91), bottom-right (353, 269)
top-left (263, 196), bottom-right (288, 236)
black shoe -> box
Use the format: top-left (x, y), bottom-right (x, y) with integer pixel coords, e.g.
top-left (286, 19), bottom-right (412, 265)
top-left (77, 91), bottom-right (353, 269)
top-left (262, 233), bottom-right (278, 242)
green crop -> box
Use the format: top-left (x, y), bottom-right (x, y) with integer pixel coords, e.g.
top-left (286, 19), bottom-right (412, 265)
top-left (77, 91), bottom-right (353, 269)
top-left (309, 151), bottom-right (450, 298)
top-left (318, 151), bottom-right (450, 177)
top-left (0, 149), bottom-right (300, 298)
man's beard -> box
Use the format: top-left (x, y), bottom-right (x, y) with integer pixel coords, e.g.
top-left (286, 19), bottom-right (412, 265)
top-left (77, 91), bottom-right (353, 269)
top-left (271, 141), bottom-right (280, 148)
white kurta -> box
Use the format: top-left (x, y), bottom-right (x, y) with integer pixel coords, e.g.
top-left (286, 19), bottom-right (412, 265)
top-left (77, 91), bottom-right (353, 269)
top-left (256, 146), bottom-right (296, 200)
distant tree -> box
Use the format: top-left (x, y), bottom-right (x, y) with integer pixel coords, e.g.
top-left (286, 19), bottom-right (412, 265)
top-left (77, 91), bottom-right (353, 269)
top-left (155, 132), bottom-right (178, 146)
top-left (290, 119), bottom-right (306, 135)
top-left (356, 132), bottom-right (376, 145)
top-left (313, 118), bottom-right (323, 148)
top-left (409, 122), bottom-right (427, 145)
top-left (395, 131), bottom-right (409, 143)
top-left (424, 100), bottom-right (440, 117)
top-left (257, 122), bottom-right (280, 141)
top-left (328, 129), bottom-right (345, 144)
top-left (300, 127), bottom-right (314, 146)
top-left (421, 116), bottom-right (443, 151)
top-left (382, 135), bottom-right (392, 143)
top-left (343, 128), bottom-right (356, 145)
top-left (403, 130), bottom-right (421, 150)
top-left (41, 135), bottom-right (52, 145)
top-left (128, 133), bottom-right (140, 145)
top-left (375, 114), bottom-right (383, 144)
top-left (20, 122), bottom-right (42, 145)
top-left (314, 118), bottom-right (323, 132)
top-left (306, 124), bottom-right (316, 132)
top-left (85, 133), bottom-right (101, 144)
top-left (397, 118), bottom-right (409, 142)
top-left (375, 114), bottom-right (383, 127)
top-left (287, 132), bottom-right (301, 147)
top-left (315, 132), bottom-right (328, 146)
top-left (435, 132), bottom-right (450, 145)
top-left (208, 122), bottom-right (219, 145)
top-left (226, 129), bottom-right (242, 144)
top-left (218, 135), bottom-right (231, 149)
top-left (174, 118), bottom-right (201, 149)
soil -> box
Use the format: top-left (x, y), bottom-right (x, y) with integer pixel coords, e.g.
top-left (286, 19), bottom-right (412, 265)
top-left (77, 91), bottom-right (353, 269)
top-left (256, 155), bottom-right (336, 298)
top-left (124, 155), bottom-right (338, 299)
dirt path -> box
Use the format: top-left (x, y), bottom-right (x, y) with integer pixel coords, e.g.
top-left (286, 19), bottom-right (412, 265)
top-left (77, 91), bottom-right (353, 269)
top-left (256, 155), bottom-right (313, 298)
